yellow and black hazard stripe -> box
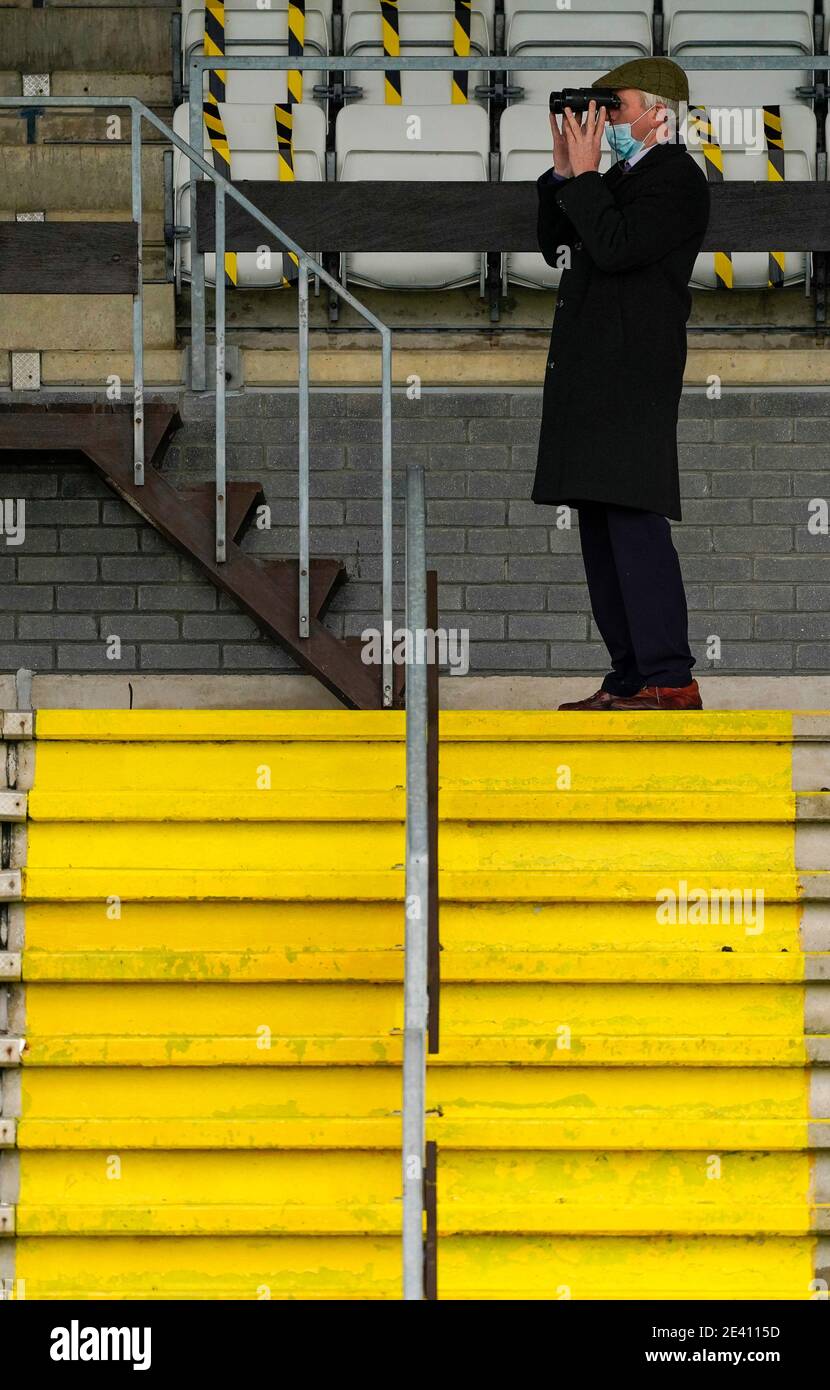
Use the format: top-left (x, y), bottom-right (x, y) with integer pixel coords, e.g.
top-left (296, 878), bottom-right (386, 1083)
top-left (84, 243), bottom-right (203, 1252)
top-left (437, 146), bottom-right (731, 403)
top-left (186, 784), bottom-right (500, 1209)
top-left (285, 0), bottom-right (304, 107)
top-left (763, 104), bottom-right (785, 288)
top-left (203, 0), bottom-right (225, 104)
top-left (380, 0), bottom-right (402, 104)
top-left (452, 1), bottom-right (472, 104)
top-left (274, 103), bottom-right (297, 184)
top-left (380, 0), bottom-right (472, 104)
top-left (203, 1), bottom-right (237, 286)
top-left (273, 0), bottom-right (304, 286)
top-left (689, 105), bottom-right (732, 290)
top-left (380, 0), bottom-right (472, 103)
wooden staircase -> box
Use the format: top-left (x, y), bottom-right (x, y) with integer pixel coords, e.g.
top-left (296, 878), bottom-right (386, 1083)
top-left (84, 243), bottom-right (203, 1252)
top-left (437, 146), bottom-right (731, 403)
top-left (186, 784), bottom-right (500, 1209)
top-left (0, 402), bottom-right (398, 709)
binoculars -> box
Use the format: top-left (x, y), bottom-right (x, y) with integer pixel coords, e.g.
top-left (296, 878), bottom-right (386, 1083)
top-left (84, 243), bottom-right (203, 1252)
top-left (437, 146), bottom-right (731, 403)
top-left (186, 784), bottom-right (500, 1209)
top-left (549, 88), bottom-right (622, 115)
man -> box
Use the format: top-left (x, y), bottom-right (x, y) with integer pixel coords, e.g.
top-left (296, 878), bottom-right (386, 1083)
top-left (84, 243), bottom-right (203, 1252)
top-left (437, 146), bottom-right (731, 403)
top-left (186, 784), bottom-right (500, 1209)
top-left (532, 58), bottom-right (710, 710)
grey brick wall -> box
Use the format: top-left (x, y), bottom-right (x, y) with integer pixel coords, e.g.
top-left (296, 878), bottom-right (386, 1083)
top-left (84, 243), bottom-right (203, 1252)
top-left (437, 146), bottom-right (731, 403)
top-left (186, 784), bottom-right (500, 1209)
top-left (0, 386), bottom-right (829, 677)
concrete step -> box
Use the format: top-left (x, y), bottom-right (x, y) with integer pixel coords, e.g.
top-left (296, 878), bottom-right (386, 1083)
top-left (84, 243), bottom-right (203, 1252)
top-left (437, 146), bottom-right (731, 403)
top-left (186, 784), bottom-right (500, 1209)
top-left (0, 110), bottom-right (172, 145)
top-left (0, 347), bottom-right (184, 386)
top-left (1, 143), bottom-right (166, 214)
top-left (0, 283), bottom-right (176, 351)
top-left (2, 8), bottom-right (171, 74)
top-left (5, 706), bottom-right (828, 1300)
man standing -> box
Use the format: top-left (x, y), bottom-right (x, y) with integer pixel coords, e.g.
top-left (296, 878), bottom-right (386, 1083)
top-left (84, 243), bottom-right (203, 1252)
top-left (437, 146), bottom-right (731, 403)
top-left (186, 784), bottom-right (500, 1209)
top-left (532, 58), bottom-right (710, 710)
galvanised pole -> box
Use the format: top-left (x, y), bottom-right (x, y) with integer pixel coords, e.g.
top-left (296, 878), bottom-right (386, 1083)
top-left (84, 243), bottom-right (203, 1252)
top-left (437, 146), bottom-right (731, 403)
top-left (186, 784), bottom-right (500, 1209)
top-left (403, 462), bottom-right (429, 1301)
top-left (214, 182), bottom-right (227, 563)
top-left (298, 258), bottom-right (310, 636)
top-left (130, 104), bottom-right (145, 484)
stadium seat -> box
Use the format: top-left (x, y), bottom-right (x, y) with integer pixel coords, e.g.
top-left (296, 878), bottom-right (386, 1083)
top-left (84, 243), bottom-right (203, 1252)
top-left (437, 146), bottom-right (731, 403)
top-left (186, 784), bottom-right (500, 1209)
top-left (335, 103), bottom-right (490, 290)
top-left (181, 0), bottom-right (332, 106)
top-left (504, 0), bottom-right (654, 108)
top-left (663, 0), bottom-right (814, 109)
top-left (686, 103), bottom-right (816, 289)
top-left (499, 102), bottom-right (620, 291)
top-left (341, 0), bottom-right (494, 108)
top-left (172, 101), bottom-right (327, 287)
top-left (500, 100), bottom-right (818, 295)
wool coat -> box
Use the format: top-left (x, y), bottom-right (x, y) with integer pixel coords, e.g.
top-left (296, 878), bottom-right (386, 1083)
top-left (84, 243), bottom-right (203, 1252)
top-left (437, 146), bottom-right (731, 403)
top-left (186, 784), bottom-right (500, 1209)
top-left (531, 142), bottom-right (710, 521)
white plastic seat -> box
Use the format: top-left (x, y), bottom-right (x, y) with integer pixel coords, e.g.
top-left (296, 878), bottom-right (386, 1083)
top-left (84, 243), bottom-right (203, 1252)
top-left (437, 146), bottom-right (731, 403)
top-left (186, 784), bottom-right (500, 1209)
top-left (504, 0), bottom-right (654, 107)
top-left (172, 101), bottom-right (327, 287)
top-left (341, 0), bottom-right (493, 107)
top-left (499, 102), bottom-right (620, 291)
top-left (686, 103), bottom-right (816, 289)
top-left (182, 1), bottom-right (332, 106)
top-left (335, 103), bottom-right (490, 289)
top-left (343, 0), bottom-right (496, 45)
top-left (664, 1), bottom-right (813, 109)
top-left (663, 0), bottom-right (812, 26)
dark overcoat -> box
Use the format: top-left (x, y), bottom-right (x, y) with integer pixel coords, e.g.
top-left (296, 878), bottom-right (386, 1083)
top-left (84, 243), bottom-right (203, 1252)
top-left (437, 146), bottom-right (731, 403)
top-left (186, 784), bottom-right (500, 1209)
top-left (531, 142), bottom-right (710, 521)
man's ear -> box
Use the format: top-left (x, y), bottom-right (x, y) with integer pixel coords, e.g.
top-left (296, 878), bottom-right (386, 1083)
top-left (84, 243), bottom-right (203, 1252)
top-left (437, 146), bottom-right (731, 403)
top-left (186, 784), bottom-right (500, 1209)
top-left (654, 103), bottom-right (671, 143)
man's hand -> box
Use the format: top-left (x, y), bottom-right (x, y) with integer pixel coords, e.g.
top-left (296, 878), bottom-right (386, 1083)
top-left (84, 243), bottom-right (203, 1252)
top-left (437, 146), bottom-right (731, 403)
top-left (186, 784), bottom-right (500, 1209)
top-left (549, 110), bottom-right (572, 178)
top-left (563, 99), bottom-right (606, 176)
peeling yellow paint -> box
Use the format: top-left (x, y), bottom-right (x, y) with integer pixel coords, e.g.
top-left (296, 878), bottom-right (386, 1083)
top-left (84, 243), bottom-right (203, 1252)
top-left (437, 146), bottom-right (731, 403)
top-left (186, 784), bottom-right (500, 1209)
top-left (14, 709), bottom-right (821, 1299)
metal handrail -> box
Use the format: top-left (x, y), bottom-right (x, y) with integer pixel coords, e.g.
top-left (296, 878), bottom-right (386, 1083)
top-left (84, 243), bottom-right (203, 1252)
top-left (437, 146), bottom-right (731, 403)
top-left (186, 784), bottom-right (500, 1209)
top-left (189, 54), bottom-right (830, 68)
top-left (403, 461), bottom-right (429, 1302)
top-left (0, 92), bottom-right (395, 704)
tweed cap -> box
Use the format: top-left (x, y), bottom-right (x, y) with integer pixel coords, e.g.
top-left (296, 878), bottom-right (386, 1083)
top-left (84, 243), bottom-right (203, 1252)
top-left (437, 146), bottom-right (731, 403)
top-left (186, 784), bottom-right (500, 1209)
top-left (592, 57), bottom-right (689, 105)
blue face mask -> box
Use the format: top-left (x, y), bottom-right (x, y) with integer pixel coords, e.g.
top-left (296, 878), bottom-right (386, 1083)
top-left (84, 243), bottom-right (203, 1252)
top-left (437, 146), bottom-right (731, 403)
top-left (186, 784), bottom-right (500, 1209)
top-left (606, 103), bottom-right (657, 162)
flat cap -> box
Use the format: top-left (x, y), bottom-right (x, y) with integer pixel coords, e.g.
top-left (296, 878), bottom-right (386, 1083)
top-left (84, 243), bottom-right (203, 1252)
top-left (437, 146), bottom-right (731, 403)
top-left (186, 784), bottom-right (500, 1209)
top-left (592, 57), bottom-right (689, 105)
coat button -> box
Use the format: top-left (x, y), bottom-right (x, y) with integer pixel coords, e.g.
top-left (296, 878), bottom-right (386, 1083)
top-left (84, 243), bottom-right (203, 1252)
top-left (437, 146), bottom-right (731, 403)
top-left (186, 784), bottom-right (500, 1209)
top-left (574, 240), bottom-right (583, 250)
top-left (547, 359), bottom-right (555, 369)
top-left (558, 298), bottom-right (565, 307)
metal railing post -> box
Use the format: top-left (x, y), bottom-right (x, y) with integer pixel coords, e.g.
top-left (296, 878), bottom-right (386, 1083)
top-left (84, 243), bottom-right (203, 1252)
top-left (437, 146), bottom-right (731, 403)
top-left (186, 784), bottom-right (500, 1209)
top-left (381, 330), bottom-right (393, 706)
top-left (189, 63), bottom-right (207, 392)
top-left (130, 104), bottom-right (144, 483)
top-left (214, 182), bottom-right (227, 563)
top-left (403, 461), bottom-right (429, 1301)
top-left (298, 258), bottom-right (310, 637)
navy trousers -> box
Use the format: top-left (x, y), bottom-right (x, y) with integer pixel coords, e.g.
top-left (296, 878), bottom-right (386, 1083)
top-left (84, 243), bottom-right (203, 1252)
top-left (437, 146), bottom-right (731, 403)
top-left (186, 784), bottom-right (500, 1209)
top-left (576, 502), bottom-right (695, 693)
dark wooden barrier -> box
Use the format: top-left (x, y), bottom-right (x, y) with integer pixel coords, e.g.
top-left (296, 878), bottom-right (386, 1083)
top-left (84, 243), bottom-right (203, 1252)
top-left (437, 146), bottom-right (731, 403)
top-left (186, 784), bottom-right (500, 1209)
top-left (196, 181), bottom-right (830, 253)
top-left (0, 223), bottom-right (139, 294)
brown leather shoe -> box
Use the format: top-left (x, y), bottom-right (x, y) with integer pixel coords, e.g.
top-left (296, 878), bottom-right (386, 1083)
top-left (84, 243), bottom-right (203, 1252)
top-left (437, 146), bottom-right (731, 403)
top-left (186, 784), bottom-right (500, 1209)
top-left (558, 689), bottom-right (618, 711)
top-left (605, 680), bottom-right (703, 711)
